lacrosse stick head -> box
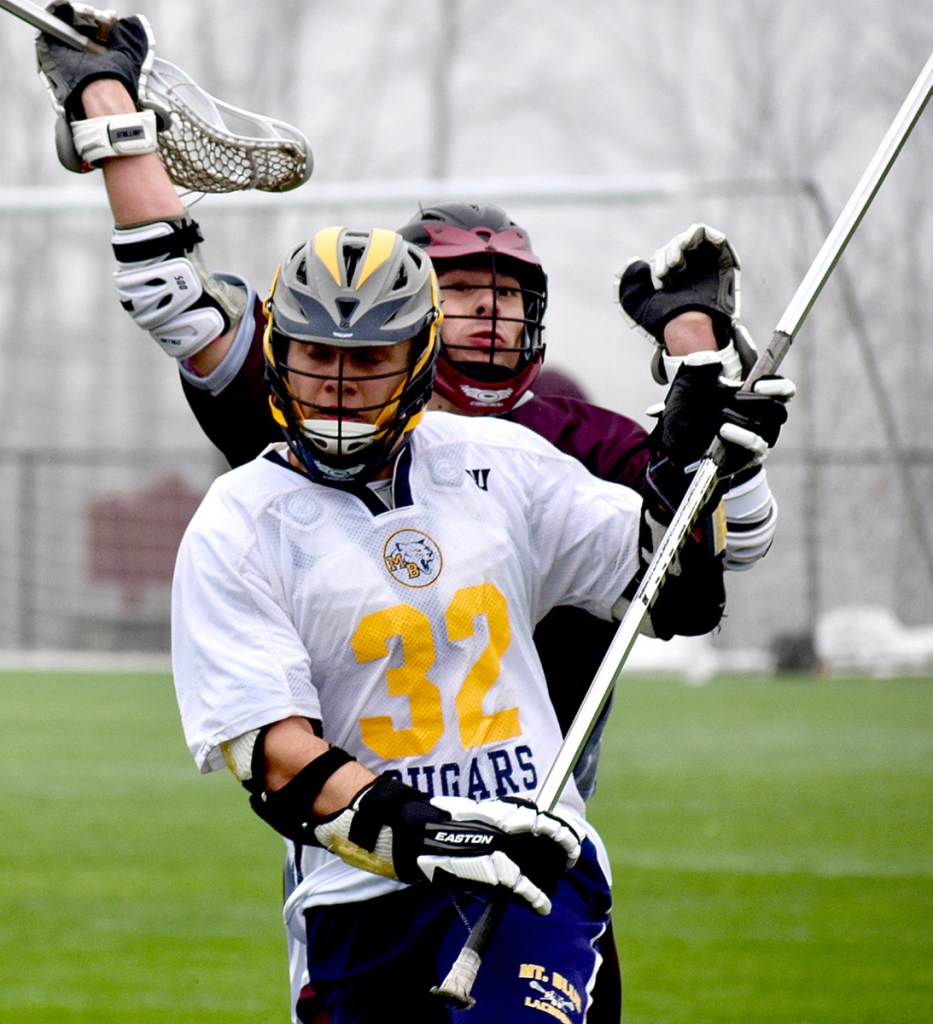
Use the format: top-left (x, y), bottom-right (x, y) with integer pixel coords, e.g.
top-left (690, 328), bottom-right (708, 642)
top-left (141, 57), bottom-right (312, 193)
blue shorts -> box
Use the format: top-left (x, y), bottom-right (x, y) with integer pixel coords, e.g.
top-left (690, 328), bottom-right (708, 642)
top-left (302, 839), bottom-right (612, 1024)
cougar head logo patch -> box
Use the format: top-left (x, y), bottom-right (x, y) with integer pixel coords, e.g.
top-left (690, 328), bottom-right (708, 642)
top-left (383, 529), bottom-right (443, 587)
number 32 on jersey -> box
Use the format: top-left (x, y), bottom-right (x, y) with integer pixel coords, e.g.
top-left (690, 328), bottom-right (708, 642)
top-left (352, 582), bottom-right (520, 760)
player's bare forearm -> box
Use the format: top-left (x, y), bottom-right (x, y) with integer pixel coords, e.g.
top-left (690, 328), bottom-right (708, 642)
top-left (663, 311), bottom-right (717, 357)
top-left (81, 78), bottom-right (185, 225)
top-left (262, 716), bottom-right (377, 815)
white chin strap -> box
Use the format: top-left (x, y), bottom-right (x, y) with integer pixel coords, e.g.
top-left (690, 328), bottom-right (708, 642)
top-left (300, 419), bottom-right (377, 456)
top-left (662, 338), bottom-right (744, 383)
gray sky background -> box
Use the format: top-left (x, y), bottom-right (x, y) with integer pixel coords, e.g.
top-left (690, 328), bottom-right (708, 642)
top-left (2, 1), bottom-right (930, 409)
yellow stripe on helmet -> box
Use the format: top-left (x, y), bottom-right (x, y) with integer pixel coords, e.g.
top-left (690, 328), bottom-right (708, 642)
top-left (262, 262), bottom-right (302, 429)
top-left (373, 311), bottom-right (440, 438)
top-left (356, 228), bottom-right (399, 288)
top-left (261, 264), bottom-right (282, 362)
top-left (313, 226), bottom-right (347, 286)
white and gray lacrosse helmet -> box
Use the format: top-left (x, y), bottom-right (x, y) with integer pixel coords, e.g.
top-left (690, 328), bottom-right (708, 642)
top-left (263, 226), bottom-right (441, 483)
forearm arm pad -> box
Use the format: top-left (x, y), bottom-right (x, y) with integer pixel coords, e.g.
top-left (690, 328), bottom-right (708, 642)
top-left (112, 214), bottom-right (247, 360)
top-left (248, 745), bottom-right (357, 843)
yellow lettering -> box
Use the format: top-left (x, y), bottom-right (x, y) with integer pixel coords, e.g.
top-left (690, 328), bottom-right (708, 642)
top-left (523, 998), bottom-right (571, 1024)
top-left (352, 584), bottom-right (518, 758)
top-left (519, 963), bottom-right (546, 980)
top-left (356, 605), bottom-right (443, 758)
top-left (448, 583), bottom-right (519, 747)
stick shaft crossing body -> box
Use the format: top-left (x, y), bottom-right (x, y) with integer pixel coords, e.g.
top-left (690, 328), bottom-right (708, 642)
top-left (432, 51), bottom-right (933, 1011)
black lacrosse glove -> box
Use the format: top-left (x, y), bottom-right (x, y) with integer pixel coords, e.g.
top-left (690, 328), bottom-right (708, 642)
top-left (309, 776), bottom-right (581, 915)
top-left (617, 223), bottom-right (739, 342)
top-left (36, 1), bottom-right (153, 120)
top-left (646, 357), bottom-right (792, 522)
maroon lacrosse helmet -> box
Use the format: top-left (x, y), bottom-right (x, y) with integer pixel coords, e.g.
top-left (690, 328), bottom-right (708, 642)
top-left (398, 202), bottom-right (548, 415)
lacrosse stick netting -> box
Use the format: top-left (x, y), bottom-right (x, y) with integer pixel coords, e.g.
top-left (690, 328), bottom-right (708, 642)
top-left (141, 57), bottom-right (312, 194)
top-left (0, 0), bottom-right (312, 193)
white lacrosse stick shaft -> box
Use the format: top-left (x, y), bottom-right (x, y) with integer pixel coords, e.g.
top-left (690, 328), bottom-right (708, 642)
top-left (433, 50), bottom-right (933, 1011)
top-left (0, 0), bottom-right (105, 50)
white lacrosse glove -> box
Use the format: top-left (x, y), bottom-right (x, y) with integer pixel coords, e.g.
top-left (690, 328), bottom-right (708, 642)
top-left (311, 776), bottom-right (581, 916)
top-left (616, 223), bottom-right (758, 384)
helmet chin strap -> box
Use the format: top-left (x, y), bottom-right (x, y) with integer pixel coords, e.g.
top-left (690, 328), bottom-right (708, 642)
top-left (300, 418), bottom-right (377, 457)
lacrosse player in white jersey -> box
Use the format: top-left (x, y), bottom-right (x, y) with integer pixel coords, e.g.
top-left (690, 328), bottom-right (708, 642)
top-left (165, 218), bottom-right (753, 1024)
top-left (32, 7), bottom-right (794, 1021)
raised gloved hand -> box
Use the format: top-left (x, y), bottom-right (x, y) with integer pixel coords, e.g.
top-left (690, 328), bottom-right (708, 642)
top-left (35, 1), bottom-right (154, 120)
top-left (311, 776), bottom-right (581, 915)
top-left (616, 224), bottom-right (758, 384)
top-left (36, 2), bottom-right (161, 173)
top-left (646, 352), bottom-right (795, 520)
top-left (617, 222), bottom-right (739, 335)
top-left (647, 222), bottom-right (739, 293)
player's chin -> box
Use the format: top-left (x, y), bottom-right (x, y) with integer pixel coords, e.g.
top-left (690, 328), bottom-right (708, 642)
top-left (450, 348), bottom-right (494, 363)
top-left (454, 345), bottom-right (517, 368)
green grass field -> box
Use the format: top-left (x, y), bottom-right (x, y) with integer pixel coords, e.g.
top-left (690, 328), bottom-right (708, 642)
top-left (1, 671), bottom-right (930, 1023)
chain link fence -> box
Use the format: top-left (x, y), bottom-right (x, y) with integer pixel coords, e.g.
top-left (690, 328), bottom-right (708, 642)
top-left (1, 186), bottom-right (930, 665)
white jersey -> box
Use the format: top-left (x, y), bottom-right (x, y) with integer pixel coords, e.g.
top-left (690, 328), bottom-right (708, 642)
top-left (171, 411), bottom-right (643, 930)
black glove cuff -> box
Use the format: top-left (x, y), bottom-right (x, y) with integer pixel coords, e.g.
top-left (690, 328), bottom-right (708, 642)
top-left (355, 776), bottom-right (443, 882)
top-left (651, 360), bottom-right (725, 469)
top-left (648, 509), bottom-right (726, 640)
